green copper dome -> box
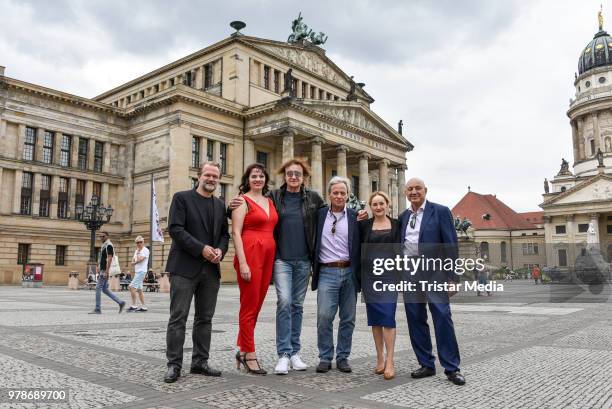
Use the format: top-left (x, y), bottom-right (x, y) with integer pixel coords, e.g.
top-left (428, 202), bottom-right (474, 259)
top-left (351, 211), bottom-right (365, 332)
top-left (578, 30), bottom-right (612, 75)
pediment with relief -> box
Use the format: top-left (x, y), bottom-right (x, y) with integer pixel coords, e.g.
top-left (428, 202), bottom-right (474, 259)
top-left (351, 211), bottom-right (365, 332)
top-left (251, 43), bottom-right (350, 89)
top-left (309, 103), bottom-right (406, 145)
top-left (550, 176), bottom-right (612, 205)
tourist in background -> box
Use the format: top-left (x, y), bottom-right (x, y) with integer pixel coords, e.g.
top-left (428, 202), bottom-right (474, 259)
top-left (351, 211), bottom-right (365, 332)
top-left (127, 236), bottom-right (150, 312)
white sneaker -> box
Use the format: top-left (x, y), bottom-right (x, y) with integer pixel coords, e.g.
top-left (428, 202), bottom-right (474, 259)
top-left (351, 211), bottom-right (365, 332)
top-left (290, 354), bottom-right (308, 371)
top-left (274, 356), bottom-right (290, 375)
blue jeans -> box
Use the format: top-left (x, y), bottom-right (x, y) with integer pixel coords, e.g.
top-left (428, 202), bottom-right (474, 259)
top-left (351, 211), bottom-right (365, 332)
top-left (317, 266), bottom-right (357, 362)
top-left (274, 259), bottom-right (311, 357)
top-left (95, 272), bottom-right (124, 312)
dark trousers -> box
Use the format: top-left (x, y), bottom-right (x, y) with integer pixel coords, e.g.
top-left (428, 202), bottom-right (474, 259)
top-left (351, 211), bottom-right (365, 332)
top-left (166, 269), bottom-right (220, 369)
top-left (404, 278), bottom-right (461, 373)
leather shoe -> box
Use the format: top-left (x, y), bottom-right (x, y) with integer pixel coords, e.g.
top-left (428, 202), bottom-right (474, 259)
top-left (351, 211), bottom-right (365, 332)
top-left (336, 359), bottom-right (352, 373)
top-left (316, 361), bottom-right (332, 373)
top-left (164, 365), bottom-right (181, 383)
top-left (190, 361), bottom-right (222, 377)
top-left (446, 371), bottom-right (466, 385)
top-left (411, 366), bottom-right (436, 378)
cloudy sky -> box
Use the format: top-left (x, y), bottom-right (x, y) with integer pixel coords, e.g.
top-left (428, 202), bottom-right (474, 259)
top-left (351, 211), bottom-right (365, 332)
top-left (0, 0), bottom-right (604, 211)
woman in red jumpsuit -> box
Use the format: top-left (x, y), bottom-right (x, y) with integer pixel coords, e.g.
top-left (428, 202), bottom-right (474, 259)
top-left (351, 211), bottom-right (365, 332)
top-left (232, 163), bottom-right (278, 374)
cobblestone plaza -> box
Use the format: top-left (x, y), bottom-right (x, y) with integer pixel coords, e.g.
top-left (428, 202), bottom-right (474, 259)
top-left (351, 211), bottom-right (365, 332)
top-left (0, 282), bottom-right (610, 408)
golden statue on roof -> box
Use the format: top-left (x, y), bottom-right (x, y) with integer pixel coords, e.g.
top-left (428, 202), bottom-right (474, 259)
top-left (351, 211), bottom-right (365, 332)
top-left (599, 4), bottom-right (604, 31)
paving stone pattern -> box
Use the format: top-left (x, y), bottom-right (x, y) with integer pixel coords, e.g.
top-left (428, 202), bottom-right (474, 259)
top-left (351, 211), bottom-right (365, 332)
top-left (0, 282), bottom-right (609, 408)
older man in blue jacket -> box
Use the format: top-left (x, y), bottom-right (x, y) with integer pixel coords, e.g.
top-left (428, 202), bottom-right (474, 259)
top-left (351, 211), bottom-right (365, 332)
top-left (398, 177), bottom-right (465, 385)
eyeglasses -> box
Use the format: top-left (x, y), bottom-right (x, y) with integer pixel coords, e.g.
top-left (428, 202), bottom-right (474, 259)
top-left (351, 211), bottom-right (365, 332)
top-left (331, 219), bottom-right (338, 234)
top-left (136, 241), bottom-right (143, 244)
top-left (409, 213), bottom-right (417, 229)
top-left (286, 171), bottom-right (302, 178)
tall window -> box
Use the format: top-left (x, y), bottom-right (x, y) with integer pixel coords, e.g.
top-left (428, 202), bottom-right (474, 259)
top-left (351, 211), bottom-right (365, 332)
top-left (256, 151), bottom-right (268, 170)
top-left (204, 63), bottom-right (213, 89)
top-left (220, 143), bottom-right (228, 175)
top-left (263, 65), bottom-right (270, 89)
top-left (591, 139), bottom-right (596, 155)
top-left (60, 134), bottom-right (72, 167)
top-left (219, 183), bottom-right (227, 204)
top-left (75, 180), bottom-right (85, 217)
top-left (555, 225), bottom-right (566, 234)
top-left (352, 175), bottom-right (359, 199)
top-left (310, 85), bottom-right (316, 99)
top-left (319, 89), bottom-right (325, 100)
top-left (17, 243), bottom-right (30, 265)
top-left (480, 241), bottom-right (490, 260)
top-left (500, 241), bottom-right (507, 263)
top-left (94, 141), bottom-right (104, 172)
top-left (371, 180), bottom-right (378, 193)
top-left (55, 245), bottom-right (67, 265)
top-left (42, 131), bottom-right (54, 164)
top-left (191, 178), bottom-right (199, 189)
top-left (78, 138), bottom-right (89, 170)
top-left (301, 81), bottom-right (307, 98)
top-left (207, 140), bottom-right (214, 162)
top-left (93, 182), bottom-right (102, 199)
top-left (558, 249), bottom-right (568, 267)
top-left (23, 127), bottom-right (36, 161)
top-left (273, 70), bottom-right (280, 93)
top-left (192, 136), bottom-right (201, 168)
top-left (39, 175), bottom-right (51, 217)
top-left (58, 177), bottom-right (69, 219)
top-left (20, 172), bottom-right (33, 215)
top-left (184, 71), bottom-right (193, 87)
top-left (292, 78), bottom-right (298, 94)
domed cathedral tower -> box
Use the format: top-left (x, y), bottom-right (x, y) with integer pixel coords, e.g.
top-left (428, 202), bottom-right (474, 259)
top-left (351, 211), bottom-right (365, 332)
top-left (540, 8), bottom-right (612, 273)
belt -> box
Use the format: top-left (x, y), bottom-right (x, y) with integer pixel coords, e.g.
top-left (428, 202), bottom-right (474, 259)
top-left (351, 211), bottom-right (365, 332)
top-left (321, 261), bottom-right (350, 268)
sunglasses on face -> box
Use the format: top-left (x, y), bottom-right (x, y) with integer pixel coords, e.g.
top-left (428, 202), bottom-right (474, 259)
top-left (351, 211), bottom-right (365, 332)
top-left (136, 242), bottom-right (143, 244)
top-left (286, 171), bottom-right (302, 178)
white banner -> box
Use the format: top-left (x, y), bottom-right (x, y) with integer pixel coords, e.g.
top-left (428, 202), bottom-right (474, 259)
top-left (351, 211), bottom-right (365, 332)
top-left (151, 179), bottom-right (164, 242)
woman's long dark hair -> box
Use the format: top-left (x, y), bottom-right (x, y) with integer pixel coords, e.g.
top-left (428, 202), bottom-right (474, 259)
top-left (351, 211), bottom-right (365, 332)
top-left (239, 163), bottom-right (270, 195)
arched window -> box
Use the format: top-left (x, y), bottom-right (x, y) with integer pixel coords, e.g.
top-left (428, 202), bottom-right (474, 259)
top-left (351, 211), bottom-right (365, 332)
top-left (500, 241), bottom-right (507, 263)
top-left (480, 242), bottom-right (489, 261)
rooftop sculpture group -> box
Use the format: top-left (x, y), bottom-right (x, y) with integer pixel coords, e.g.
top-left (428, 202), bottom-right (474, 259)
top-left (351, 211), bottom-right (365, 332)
top-left (288, 12), bottom-right (328, 45)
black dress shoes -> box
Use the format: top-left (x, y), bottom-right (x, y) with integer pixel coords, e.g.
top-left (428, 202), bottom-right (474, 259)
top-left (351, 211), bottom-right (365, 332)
top-left (446, 371), bottom-right (466, 385)
top-left (411, 366), bottom-right (436, 379)
top-left (316, 361), bottom-right (332, 373)
top-left (190, 361), bottom-right (222, 377)
top-left (336, 359), bottom-right (352, 373)
top-left (164, 365), bottom-right (181, 383)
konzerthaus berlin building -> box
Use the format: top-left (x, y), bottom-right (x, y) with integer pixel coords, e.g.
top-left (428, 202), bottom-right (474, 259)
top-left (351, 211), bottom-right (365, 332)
top-left (0, 26), bottom-right (412, 284)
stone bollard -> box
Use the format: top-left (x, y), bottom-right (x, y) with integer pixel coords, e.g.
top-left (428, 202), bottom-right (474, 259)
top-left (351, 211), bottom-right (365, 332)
top-left (159, 272), bottom-right (170, 293)
top-left (68, 272), bottom-right (79, 290)
top-left (109, 275), bottom-right (120, 291)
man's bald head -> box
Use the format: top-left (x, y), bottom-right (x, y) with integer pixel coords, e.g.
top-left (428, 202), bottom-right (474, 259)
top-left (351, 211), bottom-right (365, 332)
top-left (405, 177), bottom-right (427, 210)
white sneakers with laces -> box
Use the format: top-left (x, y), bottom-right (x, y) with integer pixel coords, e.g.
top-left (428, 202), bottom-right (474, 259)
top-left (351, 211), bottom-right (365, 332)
top-left (274, 356), bottom-right (290, 375)
top-left (290, 354), bottom-right (308, 371)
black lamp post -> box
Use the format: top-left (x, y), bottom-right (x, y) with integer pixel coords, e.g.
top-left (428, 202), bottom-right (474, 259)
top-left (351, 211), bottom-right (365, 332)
top-left (75, 195), bottom-right (114, 263)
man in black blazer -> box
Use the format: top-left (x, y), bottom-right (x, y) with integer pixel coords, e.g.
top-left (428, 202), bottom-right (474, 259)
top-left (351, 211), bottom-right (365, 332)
top-left (164, 162), bottom-right (230, 383)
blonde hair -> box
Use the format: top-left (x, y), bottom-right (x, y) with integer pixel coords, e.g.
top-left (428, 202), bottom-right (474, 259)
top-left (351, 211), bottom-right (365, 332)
top-left (368, 191), bottom-right (390, 206)
top-left (134, 235), bottom-right (145, 243)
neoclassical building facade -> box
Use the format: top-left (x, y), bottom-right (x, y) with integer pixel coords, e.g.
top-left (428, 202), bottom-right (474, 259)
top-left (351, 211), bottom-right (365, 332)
top-left (541, 16), bottom-right (612, 271)
top-left (0, 30), bottom-right (412, 284)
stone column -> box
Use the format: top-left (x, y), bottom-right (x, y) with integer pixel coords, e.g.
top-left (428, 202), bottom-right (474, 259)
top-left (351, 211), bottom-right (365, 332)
top-left (593, 112), bottom-right (601, 154)
top-left (71, 136), bottom-right (79, 169)
top-left (16, 124), bottom-right (25, 159)
top-left (88, 139), bottom-right (96, 171)
top-left (244, 138), bottom-right (255, 168)
top-left (50, 175), bottom-right (59, 219)
top-left (101, 183), bottom-right (109, 206)
top-left (390, 171), bottom-right (399, 218)
top-left (213, 140), bottom-right (221, 163)
top-left (571, 121), bottom-right (579, 162)
top-left (378, 159), bottom-right (389, 194)
top-left (54, 132), bottom-right (63, 165)
top-left (397, 164), bottom-right (407, 213)
top-left (281, 130), bottom-right (294, 164)
top-left (310, 137), bottom-right (323, 194)
top-left (69, 177), bottom-right (77, 218)
top-left (359, 153), bottom-right (370, 202)
top-left (168, 124), bottom-right (192, 195)
top-left (566, 214), bottom-right (575, 266)
top-left (35, 128), bottom-right (45, 162)
top-left (0, 167), bottom-right (3, 214)
top-left (193, 67), bottom-right (202, 89)
top-left (590, 212), bottom-right (601, 248)
top-left (12, 170), bottom-right (23, 214)
top-left (85, 180), bottom-right (93, 203)
top-left (102, 142), bottom-right (111, 173)
top-left (336, 145), bottom-right (348, 177)
top-left (32, 173), bottom-right (42, 216)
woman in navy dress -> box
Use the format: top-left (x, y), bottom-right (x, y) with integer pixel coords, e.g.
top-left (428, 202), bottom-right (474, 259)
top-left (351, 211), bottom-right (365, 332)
top-left (359, 191), bottom-right (400, 380)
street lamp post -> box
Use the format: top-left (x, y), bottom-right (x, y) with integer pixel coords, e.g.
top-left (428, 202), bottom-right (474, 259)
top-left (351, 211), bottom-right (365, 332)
top-left (75, 195), bottom-right (114, 263)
